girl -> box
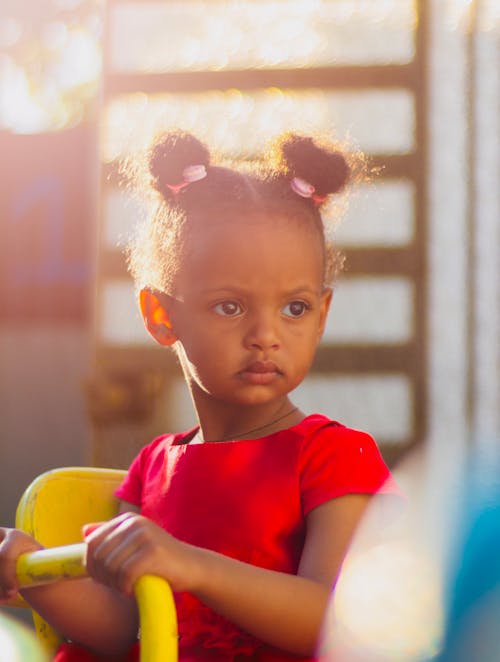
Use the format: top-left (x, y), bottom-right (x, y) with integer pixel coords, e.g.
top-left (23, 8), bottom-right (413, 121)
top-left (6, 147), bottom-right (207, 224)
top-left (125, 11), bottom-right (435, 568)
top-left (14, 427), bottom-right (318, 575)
top-left (0, 131), bottom-right (399, 661)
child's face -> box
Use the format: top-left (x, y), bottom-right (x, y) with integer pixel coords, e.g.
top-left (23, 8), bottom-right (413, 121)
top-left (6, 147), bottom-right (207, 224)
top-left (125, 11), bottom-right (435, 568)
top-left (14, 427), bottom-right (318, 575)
top-left (161, 214), bottom-right (331, 409)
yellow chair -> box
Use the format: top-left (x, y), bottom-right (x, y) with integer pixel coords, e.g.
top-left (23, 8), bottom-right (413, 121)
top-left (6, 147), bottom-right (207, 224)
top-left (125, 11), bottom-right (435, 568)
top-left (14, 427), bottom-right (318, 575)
top-left (13, 467), bottom-right (177, 662)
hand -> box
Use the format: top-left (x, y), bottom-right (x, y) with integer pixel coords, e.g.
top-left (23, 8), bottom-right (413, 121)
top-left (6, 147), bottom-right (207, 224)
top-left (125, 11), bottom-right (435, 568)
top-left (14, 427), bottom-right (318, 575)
top-left (0, 528), bottom-right (43, 602)
top-left (84, 513), bottom-right (200, 597)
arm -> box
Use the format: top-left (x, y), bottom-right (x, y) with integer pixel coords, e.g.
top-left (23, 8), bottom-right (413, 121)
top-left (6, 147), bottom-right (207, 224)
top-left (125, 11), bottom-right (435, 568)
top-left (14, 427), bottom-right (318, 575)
top-left (19, 577), bottom-right (138, 655)
top-left (192, 494), bottom-right (371, 655)
top-left (0, 503), bottom-right (141, 657)
top-left (85, 494), bottom-right (370, 656)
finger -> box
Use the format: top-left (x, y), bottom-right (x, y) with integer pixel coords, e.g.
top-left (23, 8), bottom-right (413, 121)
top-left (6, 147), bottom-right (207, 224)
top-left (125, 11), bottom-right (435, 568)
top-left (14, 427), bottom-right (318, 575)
top-left (0, 577), bottom-right (18, 601)
top-left (114, 547), bottom-right (155, 596)
top-left (110, 526), bottom-right (175, 595)
top-left (95, 536), bottom-right (146, 594)
top-left (0, 553), bottom-right (22, 597)
top-left (0, 531), bottom-right (38, 598)
top-left (82, 522), bottom-right (104, 538)
top-left (0, 586), bottom-right (19, 602)
top-left (84, 512), bottom-right (138, 542)
top-left (85, 516), bottom-right (145, 585)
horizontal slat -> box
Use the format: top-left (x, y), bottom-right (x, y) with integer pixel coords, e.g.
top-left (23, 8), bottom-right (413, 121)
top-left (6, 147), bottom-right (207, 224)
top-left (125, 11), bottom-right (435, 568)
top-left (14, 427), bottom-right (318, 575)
top-left (104, 64), bottom-right (417, 96)
top-left (369, 154), bottom-right (420, 178)
top-left (94, 346), bottom-right (178, 373)
top-left (342, 247), bottom-right (420, 274)
top-left (312, 345), bottom-right (417, 373)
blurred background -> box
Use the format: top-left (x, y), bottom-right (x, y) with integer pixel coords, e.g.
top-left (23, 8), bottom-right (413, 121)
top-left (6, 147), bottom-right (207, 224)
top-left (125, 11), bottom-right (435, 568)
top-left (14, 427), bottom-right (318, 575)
top-left (0, 0), bottom-right (499, 649)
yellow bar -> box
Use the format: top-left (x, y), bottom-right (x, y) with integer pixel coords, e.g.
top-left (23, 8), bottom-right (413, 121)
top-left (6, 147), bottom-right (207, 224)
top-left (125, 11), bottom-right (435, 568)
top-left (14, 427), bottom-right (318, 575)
top-left (135, 575), bottom-right (178, 662)
top-left (16, 543), bottom-right (87, 588)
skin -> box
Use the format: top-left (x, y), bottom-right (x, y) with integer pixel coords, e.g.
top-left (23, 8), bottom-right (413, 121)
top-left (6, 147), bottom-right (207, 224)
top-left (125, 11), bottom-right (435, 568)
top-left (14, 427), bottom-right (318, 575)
top-left (147, 213), bottom-right (331, 440)
top-left (0, 213), bottom-right (371, 657)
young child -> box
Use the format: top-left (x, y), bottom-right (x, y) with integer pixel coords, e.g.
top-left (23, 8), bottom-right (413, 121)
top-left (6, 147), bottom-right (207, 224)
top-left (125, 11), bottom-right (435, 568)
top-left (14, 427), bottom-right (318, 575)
top-left (0, 130), bottom-right (399, 661)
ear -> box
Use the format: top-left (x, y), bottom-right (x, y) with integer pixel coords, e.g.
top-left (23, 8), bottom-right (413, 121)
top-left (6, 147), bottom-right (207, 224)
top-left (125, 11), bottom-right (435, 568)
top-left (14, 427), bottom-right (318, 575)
top-left (139, 288), bottom-right (178, 347)
top-left (317, 287), bottom-right (333, 340)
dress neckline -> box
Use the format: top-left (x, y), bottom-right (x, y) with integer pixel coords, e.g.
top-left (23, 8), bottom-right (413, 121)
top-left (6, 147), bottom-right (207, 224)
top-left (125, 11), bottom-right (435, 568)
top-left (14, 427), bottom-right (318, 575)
top-left (173, 413), bottom-right (331, 446)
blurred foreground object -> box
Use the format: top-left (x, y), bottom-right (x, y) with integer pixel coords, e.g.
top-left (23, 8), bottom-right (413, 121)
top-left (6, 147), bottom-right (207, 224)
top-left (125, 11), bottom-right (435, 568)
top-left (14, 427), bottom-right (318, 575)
top-left (320, 448), bottom-right (458, 661)
top-left (321, 441), bottom-right (500, 661)
top-left (325, 538), bottom-right (442, 661)
top-left (434, 447), bottom-right (500, 662)
top-left (0, 611), bottom-right (49, 662)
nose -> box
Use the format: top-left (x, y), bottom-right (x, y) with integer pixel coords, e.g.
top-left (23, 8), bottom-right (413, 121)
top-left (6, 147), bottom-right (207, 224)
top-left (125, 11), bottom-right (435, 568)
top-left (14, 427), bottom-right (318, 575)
top-left (244, 311), bottom-right (280, 351)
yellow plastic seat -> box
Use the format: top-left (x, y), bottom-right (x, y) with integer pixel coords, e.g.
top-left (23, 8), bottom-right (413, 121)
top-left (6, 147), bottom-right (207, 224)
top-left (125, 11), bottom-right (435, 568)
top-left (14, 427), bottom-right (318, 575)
top-left (14, 467), bottom-right (178, 661)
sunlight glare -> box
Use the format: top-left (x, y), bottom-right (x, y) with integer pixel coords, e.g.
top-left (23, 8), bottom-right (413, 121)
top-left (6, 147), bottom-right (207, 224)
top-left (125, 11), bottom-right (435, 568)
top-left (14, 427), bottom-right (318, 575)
top-left (110, 0), bottom-right (415, 73)
top-left (41, 21), bottom-right (69, 52)
top-left (53, 28), bottom-right (101, 89)
top-left (325, 541), bottom-right (444, 661)
top-left (0, 17), bottom-right (23, 48)
top-left (0, 57), bottom-right (51, 133)
top-left (0, 21), bottom-right (100, 133)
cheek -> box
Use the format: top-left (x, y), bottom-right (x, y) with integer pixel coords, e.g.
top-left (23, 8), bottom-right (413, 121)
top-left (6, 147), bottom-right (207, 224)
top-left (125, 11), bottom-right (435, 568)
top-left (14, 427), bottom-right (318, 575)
top-left (178, 335), bottom-right (227, 372)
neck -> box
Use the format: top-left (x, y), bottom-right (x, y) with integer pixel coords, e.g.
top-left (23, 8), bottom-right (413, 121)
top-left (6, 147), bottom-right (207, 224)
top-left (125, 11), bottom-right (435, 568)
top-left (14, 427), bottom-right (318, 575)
top-left (190, 393), bottom-right (303, 442)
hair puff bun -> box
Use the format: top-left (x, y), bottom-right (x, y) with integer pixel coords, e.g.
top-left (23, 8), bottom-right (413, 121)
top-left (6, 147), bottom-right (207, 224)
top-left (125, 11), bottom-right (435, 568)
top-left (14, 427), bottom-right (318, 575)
top-left (271, 133), bottom-right (351, 199)
top-left (148, 131), bottom-right (210, 198)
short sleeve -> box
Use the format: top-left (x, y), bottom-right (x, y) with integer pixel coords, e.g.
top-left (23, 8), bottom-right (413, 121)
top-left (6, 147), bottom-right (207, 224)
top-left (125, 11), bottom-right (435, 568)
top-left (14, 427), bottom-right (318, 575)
top-left (114, 433), bottom-right (170, 506)
top-left (299, 424), bottom-right (398, 516)
top-left (114, 431), bottom-right (192, 507)
top-left (114, 447), bottom-right (146, 506)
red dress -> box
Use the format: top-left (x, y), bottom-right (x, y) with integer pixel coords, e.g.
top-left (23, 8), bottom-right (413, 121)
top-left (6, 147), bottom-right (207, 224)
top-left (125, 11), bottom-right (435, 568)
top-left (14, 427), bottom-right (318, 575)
top-left (54, 414), bottom-right (399, 661)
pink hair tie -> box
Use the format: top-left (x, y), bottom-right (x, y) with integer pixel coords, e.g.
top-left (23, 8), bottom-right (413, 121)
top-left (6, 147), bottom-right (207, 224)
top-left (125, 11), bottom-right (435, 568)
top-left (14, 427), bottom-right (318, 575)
top-left (183, 164), bottom-right (207, 183)
top-left (290, 176), bottom-right (326, 207)
top-left (311, 193), bottom-right (327, 206)
top-left (166, 164), bottom-right (207, 194)
top-left (290, 176), bottom-right (315, 198)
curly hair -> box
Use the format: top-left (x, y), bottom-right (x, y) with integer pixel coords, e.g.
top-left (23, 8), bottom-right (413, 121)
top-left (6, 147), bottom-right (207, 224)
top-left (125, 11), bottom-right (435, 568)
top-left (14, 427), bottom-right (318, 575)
top-left (125, 130), bottom-right (364, 293)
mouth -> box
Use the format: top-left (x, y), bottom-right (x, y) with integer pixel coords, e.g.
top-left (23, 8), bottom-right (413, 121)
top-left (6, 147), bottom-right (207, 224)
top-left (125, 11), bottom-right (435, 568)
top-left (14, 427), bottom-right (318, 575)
top-left (245, 361), bottom-right (280, 374)
top-left (238, 361), bottom-right (282, 385)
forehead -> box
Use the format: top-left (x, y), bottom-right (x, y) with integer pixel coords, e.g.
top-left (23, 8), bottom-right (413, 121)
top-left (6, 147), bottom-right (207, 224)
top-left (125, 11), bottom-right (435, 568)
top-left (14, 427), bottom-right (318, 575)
top-left (176, 214), bottom-right (325, 293)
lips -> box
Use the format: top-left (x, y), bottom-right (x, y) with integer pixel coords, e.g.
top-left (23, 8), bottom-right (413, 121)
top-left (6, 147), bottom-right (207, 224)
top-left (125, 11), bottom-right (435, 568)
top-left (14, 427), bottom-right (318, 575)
top-left (245, 361), bottom-right (280, 374)
top-left (239, 361), bottom-right (281, 385)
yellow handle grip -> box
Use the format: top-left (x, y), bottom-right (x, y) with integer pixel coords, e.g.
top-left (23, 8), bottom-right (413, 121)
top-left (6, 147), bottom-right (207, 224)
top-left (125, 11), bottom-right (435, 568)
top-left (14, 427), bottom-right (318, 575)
top-left (135, 575), bottom-right (178, 662)
top-left (17, 544), bottom-right (178, 662)
top-left (17, 543), bottom-right (87, 587)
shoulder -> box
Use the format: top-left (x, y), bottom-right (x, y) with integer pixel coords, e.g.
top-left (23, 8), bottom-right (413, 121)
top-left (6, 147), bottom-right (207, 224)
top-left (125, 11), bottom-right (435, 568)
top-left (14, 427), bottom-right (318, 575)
top-left (115, 428), bottom-right (197, 504)
top-left (296, 413), bottom-right (379, 456)
top-left (295, 414), bottom-right (396, 515)
top-left (134, 427), bottom-right (197, 465)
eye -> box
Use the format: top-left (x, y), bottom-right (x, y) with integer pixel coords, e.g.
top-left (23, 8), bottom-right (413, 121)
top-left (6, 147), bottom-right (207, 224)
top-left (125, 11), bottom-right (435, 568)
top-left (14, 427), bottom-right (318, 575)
top-left (213, 301), bottom-right (243, 317)
top-left (282, 300), bottom-right (309, 318)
